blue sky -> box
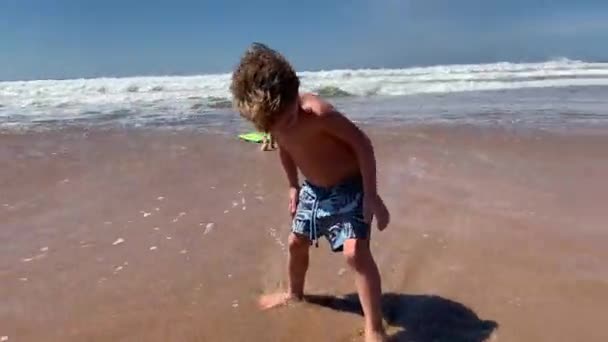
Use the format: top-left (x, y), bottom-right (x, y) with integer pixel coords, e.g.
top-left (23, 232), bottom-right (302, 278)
top-left (1, 0), bottom-right (607, 81)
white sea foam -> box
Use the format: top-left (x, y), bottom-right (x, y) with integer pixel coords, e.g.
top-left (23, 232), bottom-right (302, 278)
top-left (1, 59), bottom-right (607, 127)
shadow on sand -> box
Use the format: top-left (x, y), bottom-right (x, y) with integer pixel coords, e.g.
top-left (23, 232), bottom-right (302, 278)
top-left (305, 293), bottom-right (498, 342)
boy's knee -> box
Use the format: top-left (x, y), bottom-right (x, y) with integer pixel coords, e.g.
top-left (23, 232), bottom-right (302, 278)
top-left (343, 239), bottom-right (370, 270)
top-left (288, 233), bottom-right (309, 254)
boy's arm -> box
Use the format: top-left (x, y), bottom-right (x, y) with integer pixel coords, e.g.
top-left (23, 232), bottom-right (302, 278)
top-left (279, 145), bottom-right (301, 218)
top-left (279, 146), bottom-right (299, 189)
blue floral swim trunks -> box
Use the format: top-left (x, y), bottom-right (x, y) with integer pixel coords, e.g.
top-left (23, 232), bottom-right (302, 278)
top-left (292, 176), bottom-right (370, 252)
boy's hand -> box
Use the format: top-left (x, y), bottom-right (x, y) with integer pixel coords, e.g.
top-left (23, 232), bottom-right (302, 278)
top-left (288, 186), bottom-right (300, 218)
top-left (363, 194), bottom-right (390, 231)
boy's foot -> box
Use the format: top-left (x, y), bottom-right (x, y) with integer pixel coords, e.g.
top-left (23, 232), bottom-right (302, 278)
top-left (257, 292), bottom-right (302, 310)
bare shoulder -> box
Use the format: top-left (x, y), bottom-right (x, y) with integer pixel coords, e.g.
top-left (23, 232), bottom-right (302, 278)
top-left (299, 93), bottom-right (363, 138)
top-left (299, 93), bottom-right (338, 117)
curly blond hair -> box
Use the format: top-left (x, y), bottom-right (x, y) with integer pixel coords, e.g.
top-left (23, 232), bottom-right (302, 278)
top-left (230, 43), bottom-right (300, 132)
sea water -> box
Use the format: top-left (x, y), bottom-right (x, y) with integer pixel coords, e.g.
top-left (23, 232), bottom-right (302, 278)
top-left (1, 58), bottom-right (607, 131)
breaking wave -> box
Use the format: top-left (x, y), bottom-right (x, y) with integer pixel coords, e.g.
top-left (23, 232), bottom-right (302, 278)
top-left (2, 58), bottom-right (608, 127)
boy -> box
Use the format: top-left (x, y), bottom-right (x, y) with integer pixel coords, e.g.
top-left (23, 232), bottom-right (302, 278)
top-left (230, 43), bottom-right (390, 342)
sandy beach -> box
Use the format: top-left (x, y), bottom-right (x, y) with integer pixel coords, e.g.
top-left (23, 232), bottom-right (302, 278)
top-left (1, 125), bottom-right (607, 341)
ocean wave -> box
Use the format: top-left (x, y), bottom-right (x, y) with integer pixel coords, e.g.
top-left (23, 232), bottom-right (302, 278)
top-left (190, 103), bottom-right (205, 110)
top-left (126, 85), bottom-right (139, 93)
top-left (207, 96), bottom-right (233, 109)
top-left (314, 86), bottom-right (353, 97)
top-left (1, 58), bottom-right (608, 126)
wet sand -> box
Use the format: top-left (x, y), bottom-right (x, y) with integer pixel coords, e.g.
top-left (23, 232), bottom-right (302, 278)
top-left (1, 125), bottom-right (607, 341)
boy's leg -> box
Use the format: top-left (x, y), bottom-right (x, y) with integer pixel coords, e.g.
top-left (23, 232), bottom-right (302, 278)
top-left (287, 232), bottom-right (310, 298)
top-left (258, 232), bottom-right (310, 309)
top-left (343, 238), bottom-right (386, 341)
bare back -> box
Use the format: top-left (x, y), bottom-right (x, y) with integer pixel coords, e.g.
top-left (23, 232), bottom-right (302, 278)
top-left (273, 95), bottom-right (361, 187)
